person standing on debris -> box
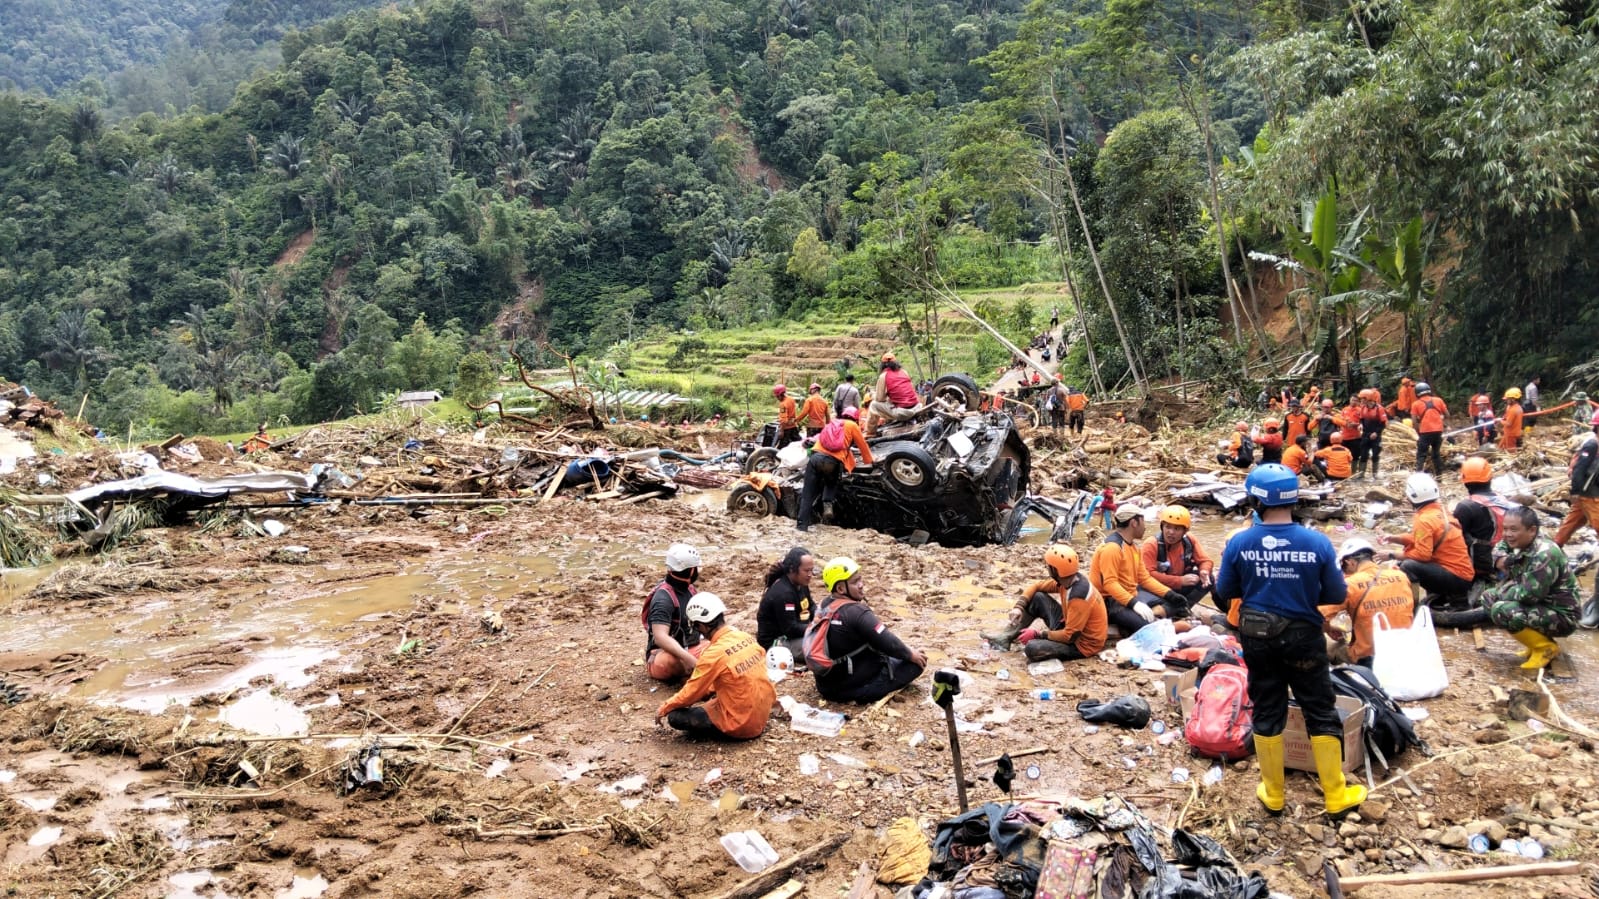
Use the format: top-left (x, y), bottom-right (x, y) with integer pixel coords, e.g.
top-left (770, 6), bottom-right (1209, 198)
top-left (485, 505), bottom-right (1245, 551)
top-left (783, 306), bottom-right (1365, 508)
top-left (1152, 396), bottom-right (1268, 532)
top-left (1049, 374), bottom-right (1069, 433)
top-left (1257, 419), bottom-right (1284, 465)
top-left (1301, 383), bottom-right (1322, 409)
top-left (1315, 399), bottom-right (1338, 450)
top-left (1090, 507), bottom-right (1194, 631)
top-left (866, 354), bottom-right (921, 437)
top-left (1066, 387), bottom-right (1089, 436)
top-left (1322, 538), bottom-right (1415, 668)
top-left (1215, 463), bottom-right (1363, 820)
top-left (1525, 375), bottom-right (1542, 417)
top-left (655, 593), bottom-right (776, 739)
top-left (1500, 387), bottom-right (1525, 451)
top-left (797, 406), bottom-right (873, 532)
top-left (774, 384), bottom-right (801, 445)
top-left (1572, 393), bottom-right (1595, 435)
top-left (1555, 408), bottom-right (1599, 629)
top-left (1379, 473), bottom-right (1475, 606)
top-left (758, 547), bottom-right (816, 649)
top-left (1216, 421), bottom-right (1255, 469)
top-left (1337, 398), bottom-right (1365, 472)
top-left (986, 545), bottom-right (1107, 662)
top-left (1050, 305), bottom-right (1060, 329)
top-left (1479, 506), bottom-right (1580, 669)
top-left (1355, 388), bottom-right (1389, 479)
top-left (1313, 432), bottom-right (1353, 480)
top-left (1410, 382), bottom-right (1448, 474)
top-left (1470, 388), bottom-right (1494, 445)
top-left (1142, 506), bottom-right (1215, 613)
top-left (1454, 457), bottom-right (1519, 584)
top-left (645, 544), bottom-right (707, 681)
top-left (800, 383), bottom-right (830, 437)
top-left (1390, 376), bottom-right (1418, 421)
top-left (1284, 399), bottom-right (1311, 446)
top-left (1284, 434), bottom-right (1325, 483)
top-left (833, 373), bottom-right (860, 419)
top-left (809, 558), bottom-right (927, 703)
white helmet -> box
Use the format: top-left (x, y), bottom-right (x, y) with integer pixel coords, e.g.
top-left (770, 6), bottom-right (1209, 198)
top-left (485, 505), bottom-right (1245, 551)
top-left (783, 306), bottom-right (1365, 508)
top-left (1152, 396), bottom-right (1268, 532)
top-left (684, 592), bottom-right (726, 624)
top-left (1337, 537), bottom-right (1376, 563)
top-left (665, 543), bottom-right (702, 572)
top-left (1404, 472), bottom-right (1440, 505)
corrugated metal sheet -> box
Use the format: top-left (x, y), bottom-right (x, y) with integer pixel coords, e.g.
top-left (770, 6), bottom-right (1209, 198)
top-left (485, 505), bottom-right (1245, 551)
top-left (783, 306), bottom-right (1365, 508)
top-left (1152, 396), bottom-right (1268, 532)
top-left (500, 387), bottom-right (695, 413)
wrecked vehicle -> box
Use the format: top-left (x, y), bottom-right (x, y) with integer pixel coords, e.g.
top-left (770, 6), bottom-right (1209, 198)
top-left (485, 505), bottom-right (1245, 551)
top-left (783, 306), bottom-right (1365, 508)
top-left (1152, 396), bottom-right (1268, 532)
top-left (726, 374), bottom-right (1033, 547)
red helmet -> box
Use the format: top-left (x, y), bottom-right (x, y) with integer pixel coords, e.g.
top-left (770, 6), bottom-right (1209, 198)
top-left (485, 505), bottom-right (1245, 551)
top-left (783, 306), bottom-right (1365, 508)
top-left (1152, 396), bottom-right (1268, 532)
top-left (1263, 418), bottom-right (1280, 431)
top-left (841, 406), bottom-right (860, 421)
top-left (772, 384), bottom-right (787, 397)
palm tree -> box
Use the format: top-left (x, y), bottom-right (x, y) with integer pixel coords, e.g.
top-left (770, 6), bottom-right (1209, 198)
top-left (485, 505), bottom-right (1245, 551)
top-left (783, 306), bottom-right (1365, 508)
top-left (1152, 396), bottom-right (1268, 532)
top-left (494, 125), bottom-right (544, 199)
top-left (148, 152), bottom-right (191, 195)
top-left (441, 110), bottom-right (482, 168)
top-left (270, 134), bottom-right (306, 178)
top-left (545, 104), bottom-right (600, 187)
top-left (43, 309), bottom-right (111, 393)
top-left (69, 102), bottom-right (102, 145)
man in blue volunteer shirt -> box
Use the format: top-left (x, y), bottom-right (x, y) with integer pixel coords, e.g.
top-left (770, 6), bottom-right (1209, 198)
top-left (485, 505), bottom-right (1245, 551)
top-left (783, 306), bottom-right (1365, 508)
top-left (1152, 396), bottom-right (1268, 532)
top-left (1216, 463), bottom-right (1366, 820)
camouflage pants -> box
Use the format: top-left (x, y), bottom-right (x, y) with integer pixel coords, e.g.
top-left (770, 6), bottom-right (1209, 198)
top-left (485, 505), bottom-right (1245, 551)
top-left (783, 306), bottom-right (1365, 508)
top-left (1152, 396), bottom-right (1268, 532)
top-left (1485, 598), bottom-right (1578, 638)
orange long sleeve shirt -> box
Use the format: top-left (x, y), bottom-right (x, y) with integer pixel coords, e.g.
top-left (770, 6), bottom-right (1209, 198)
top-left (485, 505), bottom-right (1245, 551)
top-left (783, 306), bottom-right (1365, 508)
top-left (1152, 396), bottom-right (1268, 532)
top-left (816, 419), bottom-right (874, 471)
top-left (1411, 396), bottom-right (1448, 433)
top-left (1282, 443), bottom-right (1310, 474)
top-left (800, 394), bottom-right (829, 429)
top-left (1016, 577), bottom-right (1107, 655)
top-left (777, 396), bottom-right (799, 428)
top-left (1089, 533), bottom-right (1169, 606)
top-left (1315, 444), bottom-right (1353, 478)
top-left (1319, 561), bottom-right (1415, 663)
top-left (656, 625), bottom-right (775, 739)
top-left (1141, 535), bottom-right (1214, 590)
top-left (1393, 503), bottom-right (1476, 581)
top-left (1284, 411), bottom-right (1311, 445)
top-left (1503, 403), bottom-right (1524, 440)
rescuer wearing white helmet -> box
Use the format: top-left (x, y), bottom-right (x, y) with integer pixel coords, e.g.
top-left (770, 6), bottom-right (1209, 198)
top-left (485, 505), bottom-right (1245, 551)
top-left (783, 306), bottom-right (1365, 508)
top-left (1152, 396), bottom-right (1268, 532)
top-left (1378, 473), bottom-right (1475, 607)
top-left (644, 543), bottom-right (708, 681)
top-left (654, 592), bottom-right (776, 740)
top-left (1321, 538), bottom-right (1415, 668)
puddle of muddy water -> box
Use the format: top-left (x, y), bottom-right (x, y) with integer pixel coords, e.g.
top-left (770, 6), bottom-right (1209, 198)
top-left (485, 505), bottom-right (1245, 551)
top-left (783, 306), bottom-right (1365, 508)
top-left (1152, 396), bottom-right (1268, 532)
top-left (219, 690), bottom-right (312, 736)
top-left (277, 869), bottom-right (330, 899)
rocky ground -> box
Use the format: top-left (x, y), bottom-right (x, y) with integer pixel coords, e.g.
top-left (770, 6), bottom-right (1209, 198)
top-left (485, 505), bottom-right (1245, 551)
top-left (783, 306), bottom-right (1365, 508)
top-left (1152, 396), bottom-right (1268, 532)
top-left (1, 410), bottom-right (1597, 898)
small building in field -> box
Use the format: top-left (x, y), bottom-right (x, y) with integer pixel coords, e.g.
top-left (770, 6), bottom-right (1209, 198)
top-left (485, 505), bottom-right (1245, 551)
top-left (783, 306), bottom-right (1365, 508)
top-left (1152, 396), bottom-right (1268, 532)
top-left (396, 390), bottom-right (444, 409)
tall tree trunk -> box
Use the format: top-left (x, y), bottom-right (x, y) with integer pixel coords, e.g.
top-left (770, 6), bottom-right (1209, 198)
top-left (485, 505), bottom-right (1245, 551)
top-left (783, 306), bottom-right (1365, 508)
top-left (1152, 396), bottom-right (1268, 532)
top-left (1061, 155), bottom-right (1149, 396)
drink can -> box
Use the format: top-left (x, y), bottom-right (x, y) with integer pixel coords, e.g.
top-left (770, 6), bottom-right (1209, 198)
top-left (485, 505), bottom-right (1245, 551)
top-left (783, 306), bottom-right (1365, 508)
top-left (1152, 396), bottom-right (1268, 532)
top-left (1467, 834), bottom-right (1490, 854)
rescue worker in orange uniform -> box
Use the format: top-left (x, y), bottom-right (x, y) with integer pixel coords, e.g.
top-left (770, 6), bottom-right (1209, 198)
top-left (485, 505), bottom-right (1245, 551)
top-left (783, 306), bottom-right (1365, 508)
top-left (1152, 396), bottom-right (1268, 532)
top-left (1380, 473), bottom-right (1476, 606)
top-left (1066, 387), bottom-right (1089, 435)
top-left (1354, 388), bottom-right (1389, 479)
top-left (1217, 421), bottom-right (1255, 469)
top-left (1322, 539), bottom-right (1416, 668)
top-left (1284, 399), bottom-right (1311, 446)
top-left (986, 545), bottom-right (1107, 662)
top-left (774, 383), bottom-right (800, 445)
top-left (1142, 506), bottom-right (1215, 612)
top-left (1314, 432), bottom-right (1354, 480)
top-left (656, 593), bottom-right (776, 739)
top-left (799, 383), bottom-right (830, 436)
top-left (1284, 434), bottom-right (1326, 482)
top-left (1302, 384), bottom-right (1322, 409)
top-left (1390, 377), bottom-right (1418, 420)
top-left (797, 406), bottom-right (874, 531)
top-left (1471, 387), bottom-right (1495, 446)
top-left (1410, 382), bottom-right (1449, 475)
top-left (1454, 456), bottom-right (1518, 583)
top-left (1501, 387), bottom-right (1525, 451)
top-left (1338, 399), bottom-right (1365, 471)
top-left (1257, 419), bottom-right (1285, 465)
top-left (1090, 507), bottom-right (1193, 631)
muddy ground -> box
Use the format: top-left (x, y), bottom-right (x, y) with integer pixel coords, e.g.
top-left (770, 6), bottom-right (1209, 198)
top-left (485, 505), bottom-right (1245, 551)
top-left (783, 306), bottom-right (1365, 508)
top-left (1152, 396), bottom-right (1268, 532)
top-left (2, 418), bottom-right (1599, 898)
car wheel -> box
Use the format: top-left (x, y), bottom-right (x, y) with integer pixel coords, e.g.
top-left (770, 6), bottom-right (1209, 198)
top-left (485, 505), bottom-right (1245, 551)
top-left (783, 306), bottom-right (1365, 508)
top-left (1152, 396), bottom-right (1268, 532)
top-left (930, 373), bottom-right (980, 412)
top-left (744, 448), bottom-right (780, 474)
top-left (726, 482), bottom-right (778, 516)
top-left (875, 440), bottom-right (938, 498)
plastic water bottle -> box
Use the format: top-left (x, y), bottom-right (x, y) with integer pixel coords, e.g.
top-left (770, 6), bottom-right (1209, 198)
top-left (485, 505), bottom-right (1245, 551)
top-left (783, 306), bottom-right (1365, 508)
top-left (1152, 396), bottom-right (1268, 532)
top-left (1202, 766), bottom-right (1225, 786)
top-left (1033, 689), bottom-right (1056, 700)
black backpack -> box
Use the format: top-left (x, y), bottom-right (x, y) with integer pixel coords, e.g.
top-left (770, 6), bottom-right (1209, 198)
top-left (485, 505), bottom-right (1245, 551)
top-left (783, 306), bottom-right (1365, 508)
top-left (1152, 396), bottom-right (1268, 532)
top-left (1329, 664), bottom-right (1427, 768)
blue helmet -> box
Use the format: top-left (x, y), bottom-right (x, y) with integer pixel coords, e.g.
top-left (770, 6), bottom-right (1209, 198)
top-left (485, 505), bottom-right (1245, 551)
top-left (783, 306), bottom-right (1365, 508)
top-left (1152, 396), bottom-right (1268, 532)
top-left (1245, 463), bottom-right (1300, 507)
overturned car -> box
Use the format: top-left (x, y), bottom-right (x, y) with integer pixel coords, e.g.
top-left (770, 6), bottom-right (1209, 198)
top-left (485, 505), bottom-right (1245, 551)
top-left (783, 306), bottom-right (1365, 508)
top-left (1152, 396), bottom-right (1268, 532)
top-left (725, 374), bottom-right (1035, 547)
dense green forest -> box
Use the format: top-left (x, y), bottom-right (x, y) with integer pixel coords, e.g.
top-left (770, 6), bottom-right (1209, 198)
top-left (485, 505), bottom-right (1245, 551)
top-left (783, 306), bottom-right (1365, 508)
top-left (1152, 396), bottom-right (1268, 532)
top-left (0, 0), bottom-right (1595, 437)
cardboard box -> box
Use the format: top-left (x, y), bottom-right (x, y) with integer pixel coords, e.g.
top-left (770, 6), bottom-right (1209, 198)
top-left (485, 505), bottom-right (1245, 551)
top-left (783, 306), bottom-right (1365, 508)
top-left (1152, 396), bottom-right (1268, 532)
top-left (1162, 668), bottom-right (1192, 707)
top-left (1177, 667), bottom-right (1365, 773)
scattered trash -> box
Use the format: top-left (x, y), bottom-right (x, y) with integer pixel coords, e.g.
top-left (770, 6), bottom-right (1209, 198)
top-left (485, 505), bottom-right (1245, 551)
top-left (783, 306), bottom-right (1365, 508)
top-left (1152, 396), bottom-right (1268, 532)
top-left (485, 759), bottom-right (511, 779)
top-left (1083, 725), bottom-right (1099, 734)
top-left (1201, 766), bottom-right (1225, 786)
top-left (597, 774), bottom-right (647, 794)
top-left (786, 701), bottom-right (845, 737)
top-left (1076, 695), bottom-right (1153, 729)
top-left (1171, 767), bottom-right (1191, 783)
top-left (703, 768), bottom-right (722, 784)
top-left (995, 668), bottom-right (1010, 681)
top-left (1027, 659), bottom-right (1065, 677)
top-left (1150, 720), bottom-right (1166, 735)
top-left (827, 753), bottom-right (867, 769)
top-left (27, 826), bottom-right (62, 847)
top-left (1468, 834), bottom-right (1490, 854)
top-left (261, 519), bottom-right (287, 537)
top-left (1520, 839), bottom-right (1545, 859)
top-left (1033, 689), bottom-right (1057, 700)
top-left (341, 746), bottom-right (384, 793)
top-left (798, 754), bottom-right (820, 776)
top-left (1402, 707), bottom-right (1430, 721)
top-left (908, 731), bottom-right (926, 748)
top-left (720, 830), bottom-right (779, 873)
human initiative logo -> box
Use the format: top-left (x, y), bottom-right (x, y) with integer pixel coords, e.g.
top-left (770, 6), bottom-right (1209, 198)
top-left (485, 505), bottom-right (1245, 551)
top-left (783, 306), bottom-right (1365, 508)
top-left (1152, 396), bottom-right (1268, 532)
top-left (1260, 535), bottom-right (1288, 551)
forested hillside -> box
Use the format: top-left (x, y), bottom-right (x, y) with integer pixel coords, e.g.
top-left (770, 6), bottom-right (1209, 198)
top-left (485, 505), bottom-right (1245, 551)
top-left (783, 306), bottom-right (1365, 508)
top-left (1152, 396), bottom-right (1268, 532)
top-left (0, 0), bottom-right (1595, 437)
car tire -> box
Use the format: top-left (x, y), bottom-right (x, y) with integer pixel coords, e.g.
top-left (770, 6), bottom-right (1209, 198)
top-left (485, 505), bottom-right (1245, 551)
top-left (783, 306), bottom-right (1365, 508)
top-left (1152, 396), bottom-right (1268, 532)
top-left (876, 440), bottom-right (938, 498)
top-left (930, 373), bottom-right (980, 412)
top-left (744, 448), bottom-right (780, 474)
top-left (726, 482), bottom-right (778, 516)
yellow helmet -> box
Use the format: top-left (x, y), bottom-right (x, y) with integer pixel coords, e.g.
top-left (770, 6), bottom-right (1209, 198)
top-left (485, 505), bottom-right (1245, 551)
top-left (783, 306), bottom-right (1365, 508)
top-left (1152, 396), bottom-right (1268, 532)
top-left (822, 556), bottom-right (860, 591)
top-left (1503, 387), bottom-right (1522, 400)
top-left (1044, 544), bottom-right (1079, 579)
top-left (1157, 505), bottom-right (1192, 529)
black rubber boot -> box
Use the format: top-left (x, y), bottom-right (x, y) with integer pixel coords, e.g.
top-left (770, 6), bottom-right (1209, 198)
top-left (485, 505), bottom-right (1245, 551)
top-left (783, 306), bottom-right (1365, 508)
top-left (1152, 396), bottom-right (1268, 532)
top-left (1581, 583), bottom-right (1599, 630)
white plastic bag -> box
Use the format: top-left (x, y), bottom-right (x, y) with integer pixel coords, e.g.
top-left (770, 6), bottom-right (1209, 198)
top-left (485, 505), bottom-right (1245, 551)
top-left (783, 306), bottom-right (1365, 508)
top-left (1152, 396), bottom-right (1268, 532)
top-left (1114, 618), bottom-right (1178, 665)
top-left (1371, 608), bottom-right (1448, 700)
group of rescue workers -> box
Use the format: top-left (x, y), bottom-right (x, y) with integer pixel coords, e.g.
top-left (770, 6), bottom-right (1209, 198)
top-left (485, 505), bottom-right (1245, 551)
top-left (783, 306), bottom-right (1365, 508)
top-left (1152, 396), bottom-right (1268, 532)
top-left (641, 370), bottom-right (1598, 831)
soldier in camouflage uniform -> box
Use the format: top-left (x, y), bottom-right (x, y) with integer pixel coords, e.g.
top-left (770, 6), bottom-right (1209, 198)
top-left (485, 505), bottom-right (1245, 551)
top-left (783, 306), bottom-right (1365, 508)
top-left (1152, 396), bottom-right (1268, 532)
top-left (1479, 505), bottom-right (1579, 669)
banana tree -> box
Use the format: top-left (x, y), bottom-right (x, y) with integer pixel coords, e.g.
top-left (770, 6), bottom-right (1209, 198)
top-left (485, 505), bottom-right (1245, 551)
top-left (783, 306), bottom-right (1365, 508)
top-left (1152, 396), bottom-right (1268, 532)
top-left (1362, 216), bottom-right (1432, 373)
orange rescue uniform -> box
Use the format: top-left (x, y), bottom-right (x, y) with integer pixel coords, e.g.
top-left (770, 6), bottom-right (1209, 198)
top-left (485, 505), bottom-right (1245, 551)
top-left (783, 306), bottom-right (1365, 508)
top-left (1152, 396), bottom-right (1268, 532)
top-left (1392, 382), bottom-right (1418, 418)
top-left (800, 394), bottom-right (829, 429)
top-left (1282, 442), bottom-right (1310, 475)
top-left (1391, 503), bottom-right (1476, 582)
top-left (1315, 444), bottom-right (1354, 478)
top-left (656, 625), bottom-right (775, 739)
top-left (1411, 396), bottom-right (1448, 434)
top-left (1016, 577), bottom-right (1107, 656)
top-left (1502, 402), bottom-right (1524, 450)
top-left (816, 419), bottom-right (874, 472)
top-left (1066, 393), bottom-right (1088, 412)
top-left (1284, 410), bottom-right (1311, 445)
top-left (1320, 561), bottom-right (1415, 663)
top-left (1141, 535), bottom-right (1214, 590)
top-left (1089, 534), bottom-right (1170, 608)
top-left (777, 396), bottom-right (799, 429)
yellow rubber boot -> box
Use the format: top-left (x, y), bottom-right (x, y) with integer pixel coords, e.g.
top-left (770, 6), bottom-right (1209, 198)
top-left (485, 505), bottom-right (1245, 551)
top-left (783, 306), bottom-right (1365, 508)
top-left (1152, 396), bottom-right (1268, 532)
top-left (1509, 627), bottom-right (1537, 660)
top-left (1253, 734), bottom-right (1285, 816)
top-left (1311, 735), bottom-right (1366, 819)
top-left (1515, 629), bottom-right (1561, 669)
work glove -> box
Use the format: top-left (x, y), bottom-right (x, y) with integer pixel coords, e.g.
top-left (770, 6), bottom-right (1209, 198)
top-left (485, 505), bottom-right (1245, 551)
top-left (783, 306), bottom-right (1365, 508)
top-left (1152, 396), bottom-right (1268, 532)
top-left (1163, 590), bottom-right (1186, 606)
top-left (1017, 628), bottom-right (1040, 644)
top-left (1132, 602), bottom-right (1155, 623)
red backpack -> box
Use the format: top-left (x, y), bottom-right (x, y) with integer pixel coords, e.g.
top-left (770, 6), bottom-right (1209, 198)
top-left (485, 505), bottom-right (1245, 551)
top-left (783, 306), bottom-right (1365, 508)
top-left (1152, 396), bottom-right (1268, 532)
top-left (818, 420), bottom-right (847, 453)
top-left (640, 579), bottom-right (695, 630)
top-left (1184, 664), bottom-right (1253, 759)
top-left (802, 597), bottom-right (867, 675)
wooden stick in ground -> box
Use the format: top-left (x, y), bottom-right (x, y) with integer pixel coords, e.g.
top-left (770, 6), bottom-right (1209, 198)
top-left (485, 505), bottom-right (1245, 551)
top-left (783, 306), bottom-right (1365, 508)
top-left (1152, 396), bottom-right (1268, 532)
top-left (1333, 860), bottom-right (1579, 893)
top-left (1536, 669), bottom-right (1599, 738)
top-left (975, 745), bottom-right (1050, 766)
top-left (443, 682), bottom-right (498, 738)
top-left (705, 832), bottom-right (851, 899)
top-left (1510, 812), bottom-right (1599, 834)
top-left (1373, 730), bottom-right (1543, 791)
